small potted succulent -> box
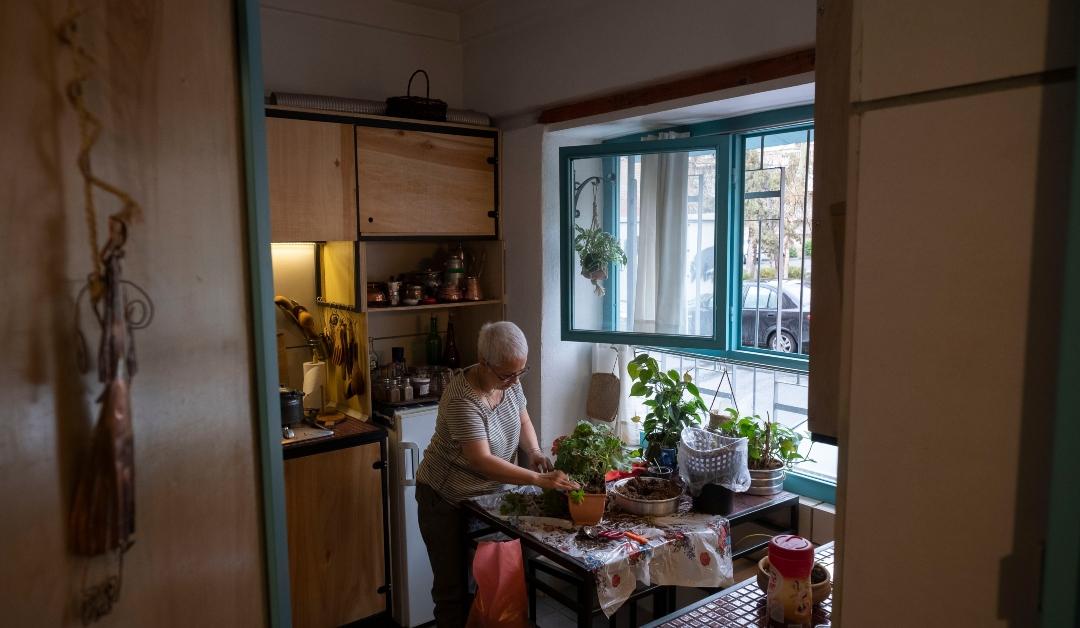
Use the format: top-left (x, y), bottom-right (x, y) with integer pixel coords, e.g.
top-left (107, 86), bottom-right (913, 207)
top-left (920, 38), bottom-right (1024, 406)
top-left (715, 408), bottom-right (811, 495)
top-left (628, 354), bottom-right (708, 468)
top-left (552, 420), bottom-right (628, 525)
top-left (573, 224), bottom-right (627, 296)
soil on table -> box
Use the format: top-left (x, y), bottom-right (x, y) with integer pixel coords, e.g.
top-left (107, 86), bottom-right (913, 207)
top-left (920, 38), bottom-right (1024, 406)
top-left (616, 477), bottom-right (681, 500)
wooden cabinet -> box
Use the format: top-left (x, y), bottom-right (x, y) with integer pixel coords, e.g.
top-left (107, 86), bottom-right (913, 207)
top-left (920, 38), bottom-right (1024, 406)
top-left (284, 440), bottom-right (386, 627)
top-left (267, 117), bottom-right (357, 242)
top-left (356, 126), bottom-right (497, 237)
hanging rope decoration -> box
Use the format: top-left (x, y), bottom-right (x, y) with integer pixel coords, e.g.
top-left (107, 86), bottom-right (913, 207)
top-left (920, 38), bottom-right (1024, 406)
top-left (59, 5), bottom-right (154, 625)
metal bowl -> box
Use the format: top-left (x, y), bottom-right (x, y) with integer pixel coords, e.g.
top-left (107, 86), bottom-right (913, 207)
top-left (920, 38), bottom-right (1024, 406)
top-left (610, 477), bottom-right (682, 516)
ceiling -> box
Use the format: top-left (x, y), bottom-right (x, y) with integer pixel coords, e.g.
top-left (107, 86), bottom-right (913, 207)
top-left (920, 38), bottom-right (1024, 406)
top-left (394, 0), bottom-right (488, 14)
top-left (549, 81), bottom-right (816, 142)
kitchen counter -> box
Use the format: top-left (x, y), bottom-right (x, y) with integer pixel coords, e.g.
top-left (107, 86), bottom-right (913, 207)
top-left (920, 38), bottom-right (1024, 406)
top-left (283, 417), bottom-right (386, 460)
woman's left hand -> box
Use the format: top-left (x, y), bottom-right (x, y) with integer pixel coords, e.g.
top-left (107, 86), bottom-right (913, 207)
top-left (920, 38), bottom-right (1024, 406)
top-left (528, 450), bottom-right (554, 472)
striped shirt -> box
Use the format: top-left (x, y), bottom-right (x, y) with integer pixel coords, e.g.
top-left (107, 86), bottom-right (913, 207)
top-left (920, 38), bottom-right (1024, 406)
top-left (416, 366), bottom-right (525, 504)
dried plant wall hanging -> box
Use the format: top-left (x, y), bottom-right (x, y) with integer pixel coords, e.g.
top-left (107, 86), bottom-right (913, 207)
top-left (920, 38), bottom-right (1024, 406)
top-left (59, 5), bottom-right (154, 624)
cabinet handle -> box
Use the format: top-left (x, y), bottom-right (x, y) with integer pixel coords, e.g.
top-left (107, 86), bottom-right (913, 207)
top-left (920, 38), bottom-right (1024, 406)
top-left (400, 442), bottom-right (419, 486)
top-left (486, 156), bottom-right (497, 165)
top-left (373, 459), bottom-right (388, 470)
top-left (487, 210), bottom-right (498, 219)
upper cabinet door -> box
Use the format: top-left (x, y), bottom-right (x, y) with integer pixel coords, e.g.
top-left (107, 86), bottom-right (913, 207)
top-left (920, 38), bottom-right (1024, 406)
top-left (356, 126), bottom-right (497, 237)
top-left (267, 117), bottom-right (357, 242)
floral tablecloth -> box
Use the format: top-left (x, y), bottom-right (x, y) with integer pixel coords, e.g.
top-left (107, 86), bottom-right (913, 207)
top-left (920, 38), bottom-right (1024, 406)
top-left (467, 488), bottom-right (733, 618)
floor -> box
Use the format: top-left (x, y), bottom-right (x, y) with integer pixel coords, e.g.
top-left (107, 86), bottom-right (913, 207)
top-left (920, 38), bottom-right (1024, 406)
top-left (530, 556), bottom-right (761, 628)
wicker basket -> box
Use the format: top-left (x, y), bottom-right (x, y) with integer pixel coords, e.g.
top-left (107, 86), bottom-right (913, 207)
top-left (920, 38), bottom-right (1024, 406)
top-left (386, 70), bottom-right (447, 121)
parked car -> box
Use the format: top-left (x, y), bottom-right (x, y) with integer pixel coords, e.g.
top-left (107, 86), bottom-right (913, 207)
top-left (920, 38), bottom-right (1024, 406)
top-left (688, 282), bottom-right (811, 354)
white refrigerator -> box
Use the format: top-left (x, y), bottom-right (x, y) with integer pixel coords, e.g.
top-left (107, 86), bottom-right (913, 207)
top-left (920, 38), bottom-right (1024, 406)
top-left (380, 403), bottom-right (439, 628)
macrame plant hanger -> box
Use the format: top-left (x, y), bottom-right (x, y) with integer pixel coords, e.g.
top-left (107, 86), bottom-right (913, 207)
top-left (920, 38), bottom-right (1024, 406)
top-left (588, 182), bottom-right (606, 296)
top-left (60, 4), bottom-right (154, 625)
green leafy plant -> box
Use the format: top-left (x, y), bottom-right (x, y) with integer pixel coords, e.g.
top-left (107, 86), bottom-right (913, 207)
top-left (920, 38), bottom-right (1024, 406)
top-left (573, 225), bottom-right (627, 296)
top-left (627, 354), bottom-right (708, 458)
top-left (715, 408), bottom-right (811, 470)
top-left (552, 420), bottom-right (628, 500)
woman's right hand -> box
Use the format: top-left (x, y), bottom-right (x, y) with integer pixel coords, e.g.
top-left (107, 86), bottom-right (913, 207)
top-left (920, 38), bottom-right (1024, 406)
top-left (535, 470), bottom-right (580, 492)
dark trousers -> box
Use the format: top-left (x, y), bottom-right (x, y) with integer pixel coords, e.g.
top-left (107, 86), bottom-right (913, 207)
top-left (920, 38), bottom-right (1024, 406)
top-left (416, 482), bottom-right (469, 628)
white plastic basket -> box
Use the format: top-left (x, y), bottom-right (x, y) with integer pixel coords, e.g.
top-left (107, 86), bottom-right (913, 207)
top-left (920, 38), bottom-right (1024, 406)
top-left (678, 426), bottom-right (751, 495)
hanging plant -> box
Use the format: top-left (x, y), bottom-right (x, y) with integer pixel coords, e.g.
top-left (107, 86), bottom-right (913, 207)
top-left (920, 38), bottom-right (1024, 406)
top-left (572, 179), bottom-right (627, 297)
top-left (573, 225), bottom-right (627, 297)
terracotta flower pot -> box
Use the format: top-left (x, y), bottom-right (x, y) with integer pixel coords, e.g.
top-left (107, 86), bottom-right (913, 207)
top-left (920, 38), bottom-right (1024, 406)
top-left (567, 492), bottom-right (606, 525)
top-left (756, 557), bottom-right (832, 604)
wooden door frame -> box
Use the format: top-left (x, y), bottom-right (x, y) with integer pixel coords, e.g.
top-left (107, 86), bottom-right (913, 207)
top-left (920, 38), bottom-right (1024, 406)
top-left (1041, 15), bottom-right (1080, 624)
top-left (235, 1), bottom-right (292, 626)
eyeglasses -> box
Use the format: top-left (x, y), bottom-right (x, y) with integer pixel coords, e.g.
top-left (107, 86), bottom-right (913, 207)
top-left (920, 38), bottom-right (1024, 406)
top-left (485, 361), bottom-right (530, 383)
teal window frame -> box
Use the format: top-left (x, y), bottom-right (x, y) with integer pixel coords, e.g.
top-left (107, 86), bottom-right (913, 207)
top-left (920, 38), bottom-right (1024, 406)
top-left (560, 106), bottom-right (815, 373)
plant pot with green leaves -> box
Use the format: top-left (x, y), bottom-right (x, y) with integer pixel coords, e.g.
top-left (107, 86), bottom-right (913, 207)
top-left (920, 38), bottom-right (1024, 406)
top-left (552, 420), bottom-right (628, 525)
top-left (715, 408), bottom-right (811, 496)
top-left (627, 354), bottom-right (708, 468)
top-left (573, 224), bottom-right (627, 296)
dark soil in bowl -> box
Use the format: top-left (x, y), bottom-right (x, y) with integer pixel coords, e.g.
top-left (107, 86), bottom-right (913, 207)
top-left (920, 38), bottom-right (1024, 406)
top-left (812, 564), bottom-right (829, 584)
top-left (617, 477), bottom-right (681, 500)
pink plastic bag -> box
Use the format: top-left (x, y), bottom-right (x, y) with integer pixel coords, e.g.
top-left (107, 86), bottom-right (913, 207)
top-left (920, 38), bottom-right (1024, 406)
top-left (466, 539), bottom-right (528, 628)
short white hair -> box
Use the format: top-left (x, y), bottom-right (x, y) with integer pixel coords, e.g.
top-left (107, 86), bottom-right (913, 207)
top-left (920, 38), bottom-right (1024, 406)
top-left (478, 321), bottom-right (528, 367)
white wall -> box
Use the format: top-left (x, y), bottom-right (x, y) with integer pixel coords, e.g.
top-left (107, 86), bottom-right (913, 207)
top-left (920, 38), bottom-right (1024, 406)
top-left (261, 0), bottom-right (464, 107)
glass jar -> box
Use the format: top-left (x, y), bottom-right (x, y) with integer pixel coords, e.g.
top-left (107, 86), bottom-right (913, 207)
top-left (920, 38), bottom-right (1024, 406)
top-left (402, 377), bottom-right (414, 401)
top-left (412, 376), bottom-right (431, 398)
top-left (377, 377), bottom-right (393, 403)
top-left (389, 378), bottom-right (403, 403)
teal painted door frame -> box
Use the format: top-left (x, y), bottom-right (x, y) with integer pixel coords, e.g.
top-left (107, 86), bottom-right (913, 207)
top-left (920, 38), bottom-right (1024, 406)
top-left (235, 1), bottom-right (292, 626)
top-left (1040, 20), bottom-right (1080, 626)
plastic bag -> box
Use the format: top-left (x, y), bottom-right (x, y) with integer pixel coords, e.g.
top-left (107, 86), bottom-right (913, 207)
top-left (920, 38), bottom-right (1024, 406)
top-left (678, 426), bottom-right (751, 495)
top-left (466, 539), bottom-right (528, 628)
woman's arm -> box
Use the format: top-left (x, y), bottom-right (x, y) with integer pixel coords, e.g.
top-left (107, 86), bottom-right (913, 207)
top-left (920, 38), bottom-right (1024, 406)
top-left (460, 439), bottom-right (576, 490)
top-left (518, 408), bottom-right (553, 472)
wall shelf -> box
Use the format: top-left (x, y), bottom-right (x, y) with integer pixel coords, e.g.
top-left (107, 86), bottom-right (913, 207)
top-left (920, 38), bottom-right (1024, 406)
top-left (367, 299), bottom-right (501, 314)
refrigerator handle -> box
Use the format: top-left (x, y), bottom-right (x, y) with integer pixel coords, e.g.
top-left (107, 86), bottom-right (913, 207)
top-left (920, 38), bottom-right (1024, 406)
top-left (401, 442), bottom-right (420, 486)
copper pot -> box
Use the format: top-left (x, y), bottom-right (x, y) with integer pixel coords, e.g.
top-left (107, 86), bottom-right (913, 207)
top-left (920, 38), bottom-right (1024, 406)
top-left (367, 282), bottom-right (387, 306)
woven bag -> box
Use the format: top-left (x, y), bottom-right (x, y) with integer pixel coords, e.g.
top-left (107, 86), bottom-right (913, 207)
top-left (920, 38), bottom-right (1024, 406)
top-left (585, 352), bottom-right (621, 422)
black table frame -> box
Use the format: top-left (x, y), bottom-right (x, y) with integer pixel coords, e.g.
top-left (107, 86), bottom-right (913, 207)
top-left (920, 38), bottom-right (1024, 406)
top-left (462, 490), bottom-right (799, 628)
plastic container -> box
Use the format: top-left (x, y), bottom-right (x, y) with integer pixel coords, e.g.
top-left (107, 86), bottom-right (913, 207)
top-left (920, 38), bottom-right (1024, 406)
top-left (766, 534), bottom-right (814, 627)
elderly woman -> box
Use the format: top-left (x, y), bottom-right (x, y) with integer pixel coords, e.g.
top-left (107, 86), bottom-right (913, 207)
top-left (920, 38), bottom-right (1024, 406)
top-left (415, 321), bottom-right (577, 627)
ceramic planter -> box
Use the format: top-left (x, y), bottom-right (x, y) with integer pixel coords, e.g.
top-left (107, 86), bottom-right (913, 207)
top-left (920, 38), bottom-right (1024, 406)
top-left (748, 466), bottom-right (786, 496)
top-left (567, 492), bottom-right (607, 525)
top-left (581, 266), bottom-right (608, 281)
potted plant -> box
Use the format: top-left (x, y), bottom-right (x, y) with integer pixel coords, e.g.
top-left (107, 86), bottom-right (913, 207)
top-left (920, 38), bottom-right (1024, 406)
top-left (573, 224), bottom-right (627, 296)
top-left (715, 408), bottom-right (811, 495)
top-left (627, 354), bottom-right (708, 468)
top-left (552, 420), bottom-right (628, 525)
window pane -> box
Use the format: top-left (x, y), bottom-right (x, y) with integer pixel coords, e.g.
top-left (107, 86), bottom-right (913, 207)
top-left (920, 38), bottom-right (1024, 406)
top-left (740, 128), bottom-right (813, 355)
top-left (570, 149), bottom-right (716, 337)
top-left (624, 347), bottom-right (837, 483)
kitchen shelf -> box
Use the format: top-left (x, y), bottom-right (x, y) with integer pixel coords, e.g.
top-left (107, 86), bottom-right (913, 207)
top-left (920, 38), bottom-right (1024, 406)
top-left (367, 299), bottom-right (501, 314)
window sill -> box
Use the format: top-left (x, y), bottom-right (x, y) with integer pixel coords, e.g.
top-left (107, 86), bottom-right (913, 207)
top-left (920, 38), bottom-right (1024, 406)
top-left (783, 470), bottom-right (836, 504)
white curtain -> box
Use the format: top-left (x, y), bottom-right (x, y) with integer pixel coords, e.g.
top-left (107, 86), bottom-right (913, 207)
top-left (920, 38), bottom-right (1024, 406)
top-left (634, 132), bottom-right (689, 335)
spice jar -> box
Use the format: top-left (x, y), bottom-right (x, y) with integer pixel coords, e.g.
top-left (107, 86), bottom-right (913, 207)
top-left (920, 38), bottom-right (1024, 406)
top-left (411, 376), bottom-right (431, 398)
top-left (402, 377), bottom-right (414, 401)
top-left (766, 534), bottom-right (814, 627)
